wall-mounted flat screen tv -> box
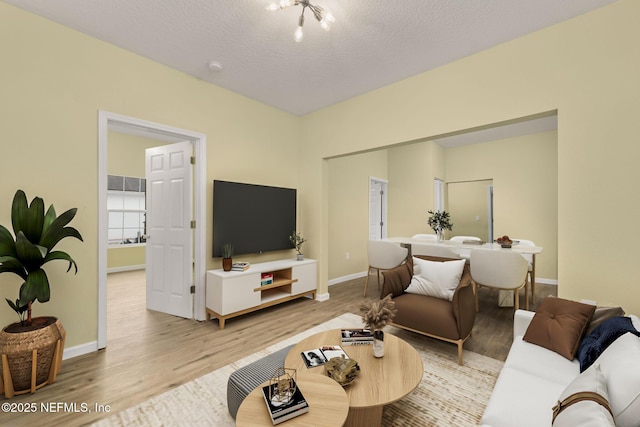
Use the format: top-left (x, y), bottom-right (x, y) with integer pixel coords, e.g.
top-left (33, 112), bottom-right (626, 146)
top-left (212, 180), bottom-right (297, 257)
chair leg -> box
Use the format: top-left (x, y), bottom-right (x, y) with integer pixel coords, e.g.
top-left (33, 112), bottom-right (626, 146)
top-left (525, 282), bottom-right (530, 311)
top-left (514, 288), bottom-right (520, 311)
top-left (377, 269), bottom-right (381, 293)
top-left (457, 340), bottom-right (463, 366)
top-left (530, 271), bottom-right (536, 305)
top-left (473, 282), bottom-right (479, 312)
top-left (363, 267), bottom-right (371, 297)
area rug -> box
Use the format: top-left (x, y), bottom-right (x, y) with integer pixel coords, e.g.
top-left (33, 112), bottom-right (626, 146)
top-left (92, 313), bottom-right (503, 427)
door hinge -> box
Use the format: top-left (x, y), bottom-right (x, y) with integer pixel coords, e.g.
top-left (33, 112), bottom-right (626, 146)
top-left (190, 220), bottom-right (196, 229)
top-left (190, 285), bottom-right (196, 294)
top-left (190, 156), bottom-right (196, 165)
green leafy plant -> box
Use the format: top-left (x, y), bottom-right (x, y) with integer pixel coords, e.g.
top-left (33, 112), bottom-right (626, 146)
top-left (221, 242), bottom-right (234, 258)
top-left (0, 190), bottom-right (83, 326)
top-left (427, 210), bottom-right (453, 235)
top-left (289, 231), bottom-right (306, 255)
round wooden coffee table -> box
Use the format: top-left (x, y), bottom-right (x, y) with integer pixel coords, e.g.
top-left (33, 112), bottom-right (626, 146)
top-left (284, 329), bottom-right (424, 427)
top-left (235, 373), bottom-right (349, 427)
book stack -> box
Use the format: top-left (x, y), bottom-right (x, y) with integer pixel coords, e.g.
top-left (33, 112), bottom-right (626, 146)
top-left (231, 262), bottom-right (250, 271)
top-left (261, 273), bottom-right (274, 286)
top-left (341, 328), bottom-right (374, 345)
top-left (262, 379), bottom-right (309, 425)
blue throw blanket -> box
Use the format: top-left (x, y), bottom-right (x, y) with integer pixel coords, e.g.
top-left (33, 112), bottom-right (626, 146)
top-left (577, 316), bottom-right (640, 372)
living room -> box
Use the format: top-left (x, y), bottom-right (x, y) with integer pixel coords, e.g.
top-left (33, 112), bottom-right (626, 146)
top-left (1, 0), bottom-right (639, 425)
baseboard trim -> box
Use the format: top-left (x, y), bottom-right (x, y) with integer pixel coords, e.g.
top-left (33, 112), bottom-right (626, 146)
top-left (315, 292), bottom-right (330, 302)
top-left (536, 278), bottom-right (557, 285)
top-left (63, 341), bottom-right (98, 360)
top-left (328, 271), bottom-right (367, 286)
top-left (107, 265), bottom-right (146, 273)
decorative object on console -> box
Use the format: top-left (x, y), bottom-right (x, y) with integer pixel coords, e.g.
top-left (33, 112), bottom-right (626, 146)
top-left (427, 210), bottom-right (453, 241)
top-left (0, 190), bottom-right (83, 398)
top-left (289, 231), bottom-right (305, 261)
top-left (265, 0), bottom-right (335, 43)
top-left (324, 355), bottom-right (360, 386)
top-left (221, 242), bottom-right (233, 271)
top-left (360, 294), bottom-right (397, 358)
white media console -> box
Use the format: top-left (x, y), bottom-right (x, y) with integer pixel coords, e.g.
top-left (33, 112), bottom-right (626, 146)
top-left (206, 258), bottom-right (318, 329)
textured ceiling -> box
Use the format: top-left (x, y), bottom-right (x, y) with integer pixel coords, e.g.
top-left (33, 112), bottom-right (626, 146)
top-left (4, 0), bottom-right (618, 116)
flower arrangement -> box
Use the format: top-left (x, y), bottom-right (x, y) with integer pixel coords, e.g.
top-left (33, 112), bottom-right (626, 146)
top-left (427, 210), bottom-right (453, 239)
top-left (360, 294), bottom-right (397, 331)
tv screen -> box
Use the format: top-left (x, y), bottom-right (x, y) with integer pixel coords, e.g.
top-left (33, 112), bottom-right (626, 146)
top-left (212, 180), bottom-right (297, 257)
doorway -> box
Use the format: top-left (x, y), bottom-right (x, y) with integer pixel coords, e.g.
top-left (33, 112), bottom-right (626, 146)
top-left (97, 111), bottom-right (207, 349)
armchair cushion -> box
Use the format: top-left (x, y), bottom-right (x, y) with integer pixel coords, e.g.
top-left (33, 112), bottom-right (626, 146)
top-left (406, 257), bottom-right (466, 301)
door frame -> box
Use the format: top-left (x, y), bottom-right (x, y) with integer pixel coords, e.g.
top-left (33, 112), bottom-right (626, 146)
top-left (98, 110), bottom-right (207, 349)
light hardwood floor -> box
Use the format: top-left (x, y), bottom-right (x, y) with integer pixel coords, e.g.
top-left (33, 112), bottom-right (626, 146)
top-left (3, 269), bottom-right (556, 426)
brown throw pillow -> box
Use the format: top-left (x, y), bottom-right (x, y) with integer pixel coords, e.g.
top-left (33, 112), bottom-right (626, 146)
top-left (523, 297), bottom-right (596, 360)
top-left (381, 257), bottom-right (413, 298)
top-left (586, 306), bottom-right (626, 336)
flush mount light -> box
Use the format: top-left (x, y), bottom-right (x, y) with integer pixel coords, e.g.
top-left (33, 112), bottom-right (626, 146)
top-left (207, 61), bottom-right (223, 72)
top-left (265, 0), bottom-right (335, 43)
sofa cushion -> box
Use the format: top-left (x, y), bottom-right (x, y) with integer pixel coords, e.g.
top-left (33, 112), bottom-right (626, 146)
top-left (577, 316), bottom-right (640, 372)
top-left (595, 332), bottom-right (640, 427)
top-left (405, 257), bottom-right (465, 301)
top-left (504, 337), bottom-right (580, 386)
top-left (481, 366), bottom-right (567, 427)
top-left (523, 297), bottom-right (595, 360)
top-left (552, 363), bottom-right (615, 426)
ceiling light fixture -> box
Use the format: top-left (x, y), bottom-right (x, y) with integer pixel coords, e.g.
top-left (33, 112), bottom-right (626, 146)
top-left (265, 0), bottom-right (335, 43)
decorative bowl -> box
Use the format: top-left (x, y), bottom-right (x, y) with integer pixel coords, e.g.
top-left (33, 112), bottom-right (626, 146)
top-left (324, 356), bottom-right (360, 386)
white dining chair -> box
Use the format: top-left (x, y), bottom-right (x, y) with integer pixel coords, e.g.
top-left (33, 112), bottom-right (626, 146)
top-left (364, 240), bottom-right (409, 297)
top-left (470, 249), bottom-right (529, 311)
top-left (411, 243), bottom-right (461, 259)
top-left (512, 238), bottom-right (537, 304)
top-left (411, 233), bottom-right (437, 240)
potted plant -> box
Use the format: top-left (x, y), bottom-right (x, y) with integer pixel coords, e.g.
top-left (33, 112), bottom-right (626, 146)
top-left (221, 242), bottom-right (233, 271)
top-left (289, 231), bottom-right (306, 261)
top-left (427, 210), bottom-right (453, 241)
top-left (0, 190), bottom-right (83, 397)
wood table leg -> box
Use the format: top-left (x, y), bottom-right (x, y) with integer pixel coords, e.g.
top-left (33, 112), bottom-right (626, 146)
top-left (344, 405), bottom-right (383, 427)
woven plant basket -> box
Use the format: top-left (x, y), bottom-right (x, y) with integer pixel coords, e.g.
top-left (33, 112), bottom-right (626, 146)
top-left (0, 317), bottom-right (66, 396)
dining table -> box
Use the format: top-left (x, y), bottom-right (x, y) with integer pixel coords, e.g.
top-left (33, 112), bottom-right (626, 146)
top-left (385, 236), bottom-right (543, 303)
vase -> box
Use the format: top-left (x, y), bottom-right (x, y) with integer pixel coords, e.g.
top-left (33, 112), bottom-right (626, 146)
top-left (373, 329), bottom-right (384, 358)
top-left (222, 257), bottom-right (232, 271)
top-left (437, 230), bottom-right (445, 242)
top-left (296, 253), bottom-right (304, 261)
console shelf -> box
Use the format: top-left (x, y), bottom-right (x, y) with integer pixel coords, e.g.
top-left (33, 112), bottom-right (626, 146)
top-left (206, 259), bottom-right (317, 329)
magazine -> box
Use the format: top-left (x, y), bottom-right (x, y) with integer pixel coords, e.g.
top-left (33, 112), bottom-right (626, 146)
top-left (300, 345), bottom-right (349, 368)
top-left (340, 328), bottom-right (374, 345)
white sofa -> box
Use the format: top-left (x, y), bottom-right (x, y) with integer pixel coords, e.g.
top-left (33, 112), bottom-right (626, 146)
top-left (481, 309), bottom-right (640, 427)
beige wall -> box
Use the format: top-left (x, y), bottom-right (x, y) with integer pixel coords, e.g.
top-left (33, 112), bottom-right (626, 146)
top-left (0, 3), bottom-right (300, 347)
top-left (303, 0), bottom-right (639, 313)
top-left (328, 151), bottom-right (387, 279)
top-left (445, 131), bottom-right (558, 280)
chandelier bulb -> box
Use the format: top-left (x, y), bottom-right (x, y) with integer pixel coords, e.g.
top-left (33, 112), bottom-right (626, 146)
top-left (294, 26), bottom-right (304, 42)
top-left (320, 19), bottom-right (330, 31)
top-left (265, 3), bottom-right (279, 11)
top-left (324, 11), bottom-right (335, 23)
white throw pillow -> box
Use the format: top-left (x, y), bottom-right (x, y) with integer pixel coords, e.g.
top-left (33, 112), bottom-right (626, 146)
top-left (595, 333), bottom-right (640, 427)
top-left (552, 363), bottom-right (615, 426)
top-left (405, 257), bottom-right (465, 301)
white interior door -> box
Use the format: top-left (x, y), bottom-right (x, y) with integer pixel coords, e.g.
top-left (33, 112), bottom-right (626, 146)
top-left (369, 177), bottom-right (388, 240)
top-left (145, 140), bottom-right (193, 318)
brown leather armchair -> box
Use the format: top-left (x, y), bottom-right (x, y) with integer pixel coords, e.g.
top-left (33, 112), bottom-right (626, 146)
top-left (381, 255), bottom-right (476, 365)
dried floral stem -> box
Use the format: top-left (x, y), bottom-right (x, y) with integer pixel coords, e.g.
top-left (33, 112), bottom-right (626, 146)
top-left (360, 294), bottom-right (397, 330)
